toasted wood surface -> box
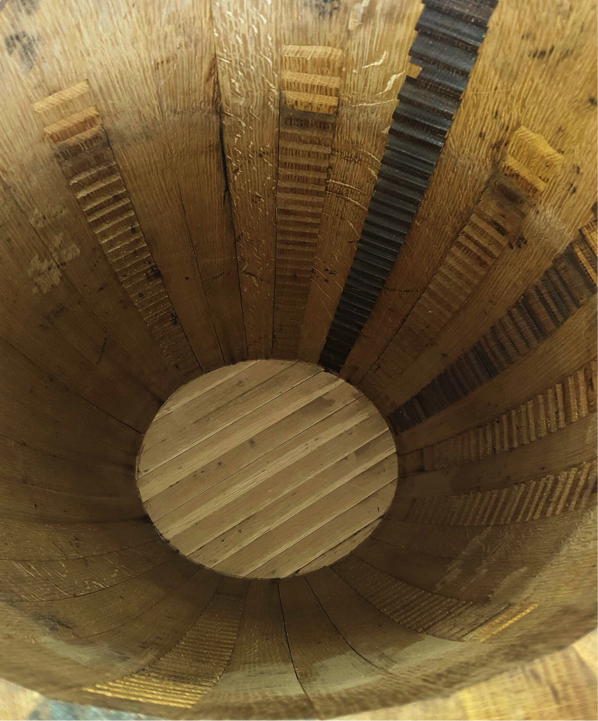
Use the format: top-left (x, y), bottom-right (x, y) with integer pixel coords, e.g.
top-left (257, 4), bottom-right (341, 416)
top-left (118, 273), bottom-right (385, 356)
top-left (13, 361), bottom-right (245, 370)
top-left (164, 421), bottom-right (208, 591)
top-left (0, 0), bottom-right (595, 717)
top-left (138, 360), bottom-right (397, 577)
top-left (343, 0), bottom-right (597, 387)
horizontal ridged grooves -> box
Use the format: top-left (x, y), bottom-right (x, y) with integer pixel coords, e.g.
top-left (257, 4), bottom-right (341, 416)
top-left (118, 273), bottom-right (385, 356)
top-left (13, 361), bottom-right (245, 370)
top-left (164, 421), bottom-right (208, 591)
top-left (362, 127), bottom-right (563, 401)
top-left (406, 460), bottom-right (597, 526)
top-left (401, 358), bottom-right (597, 475)
top-left (464, 603), bottom-right (539, 641)
top-left (319, 0), bottom-right (498, 372)
top-left (334, 554), bottom-right (511, 641)
top-left (388, 221), bottom-right (598, 432)
top-left (38, 85), bottom-right (200, 377)
top-left (84, 587), bottom-right (245, 709)
top-left (273, 47), bottom-right (343, 358)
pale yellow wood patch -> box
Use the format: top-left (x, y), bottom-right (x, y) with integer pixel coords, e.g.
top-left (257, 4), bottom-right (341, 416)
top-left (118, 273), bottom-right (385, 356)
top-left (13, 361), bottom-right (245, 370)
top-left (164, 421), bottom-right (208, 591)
top-left (137, 360), bottom-right (396, 578)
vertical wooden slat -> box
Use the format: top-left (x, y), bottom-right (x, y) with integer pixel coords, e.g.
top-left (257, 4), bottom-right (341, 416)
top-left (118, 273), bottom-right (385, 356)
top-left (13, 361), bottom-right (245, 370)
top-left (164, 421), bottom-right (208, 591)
top-left (280, 575), bottom-right (396, 718)
top-left (13, 0), bottom-right (226, 372)
top-left (343, 0), bottom-right (597, 386)
top-left (211, 0), bottom-right (281, 359)
top-left (147, 0), bottom-right (247, 364)
top-left (297, 0), bottom-right (423, 362)
top-left (0, 185), bottom-right (161, 430)
top-left (272, 45), bottom-right (343, 358)
top-left (192, 580), bottom-right (314, 719)
top-left (0, 16), bottom-right (182, 401)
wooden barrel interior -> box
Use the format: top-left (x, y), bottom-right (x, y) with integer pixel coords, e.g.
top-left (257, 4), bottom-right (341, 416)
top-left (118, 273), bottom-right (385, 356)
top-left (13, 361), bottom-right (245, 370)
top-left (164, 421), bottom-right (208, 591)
top-left (0, 0), bottom-right (596, 717)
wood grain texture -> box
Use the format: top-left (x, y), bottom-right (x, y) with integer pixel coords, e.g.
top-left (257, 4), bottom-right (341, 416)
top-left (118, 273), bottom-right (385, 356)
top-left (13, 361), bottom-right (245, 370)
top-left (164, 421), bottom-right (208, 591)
top-left (191, 579), bottom-right (315, 720)
top-left (4, 630), bottom-right (595, 720)
top-left (400, 460), bottom-right (596, 527)
top-left (0, 0), bottom-right (596, 717)
top-left (145, 0), bottom-right (247, 365)
top-left (319, 0), bottom-right (499, 372)
top-left (396, 277), bottom-right (597, 454)
top-left (83, 580), bottom-right (246, 712)
top-left (138, 360), bottom-right (397, 577)
top-left (397, 412), bottom-right (596, 499)
top-left (3, 0), bottom-right (227, 373)
top-left (37, 83), bottom-right (201, 378)
top-left (211, 0), bottom-right (280, 359)
top-left (400, 357), bottom-right (597, 476)
top-left (280, 574), bottom-right (401, 718)
top-left (0, 176), bottom-right (162, 432)
top-left (357, 127), bottom-right (563, 398)
top-left (272, 46), bottom-right (343, 358)
top-left (0, 33), bottom-right (182, 406)
top-left (343, 0), bottom-right (597, 387)
top-left (388, 225), bottom-right (597, 429)
top-left (297, 0), bottom-right (424, 362)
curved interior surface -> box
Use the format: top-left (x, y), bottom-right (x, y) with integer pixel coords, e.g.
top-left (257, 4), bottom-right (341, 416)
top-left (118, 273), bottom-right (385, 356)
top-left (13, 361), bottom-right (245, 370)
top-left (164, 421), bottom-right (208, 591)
top-left (0, 0), bottom-right (596, 718)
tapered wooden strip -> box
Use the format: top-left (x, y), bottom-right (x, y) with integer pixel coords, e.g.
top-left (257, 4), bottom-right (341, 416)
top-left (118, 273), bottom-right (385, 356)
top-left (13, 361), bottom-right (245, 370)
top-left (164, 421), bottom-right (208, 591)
top-left (0, 481), bottom-right (143, 523)
top-left (143, 0), bottom-right (247, 365)
top-left (84, 586), bottom-right (245, 711)
top-left (62, 0), bottom-right (230, 372)
top-left (273, 46), bottom-right (343, 358)
top-left (385, 219), bottom-right (597, 424)
top-left (0, 565), bottom-right (223, 696)
top-left (333, 554), bottom-right (493, 642)
top-left (0, 89), bottom-right (181, 404)
top-left (359, 131), bottom-right (560, 403)
top-left (0, 541), bottom-right (173, 602)
top-left (211, 0), bottom-right (280, 359)
top-left (315, 1), bottom-right (500, 374)
top-left (0, 338), bottom-right (140, 463)
top-left (342, 0), bottom-right (596, 400)
top-left (458, 633), bottom-right (597, 717)
top-left (0, 188), bottom-right (162, 431)
top-left (279, 576), bottom-right (392, 719)
top-left (306, 567), bottom-right (514, 712)
top-left (36, 86), bottom-right (204, 376)
top-left (397, 300), bottom-right (597, 454)
top-left (398, 413), bottom-right (596, 499)
top-left (7, 555), bottom-right (197, 642)
top-left (367, 512), bottom-right (592, 597)
top-left (191, 580), bottom-right (315, 720)
top-left (0, 413), bottom-right (136, 479)
top-left (400, 460), bottom-right (596, 527)
top-left (0, 518), bottom-right (159, 562)
top-left (70, 567), bottom-right (225, 691)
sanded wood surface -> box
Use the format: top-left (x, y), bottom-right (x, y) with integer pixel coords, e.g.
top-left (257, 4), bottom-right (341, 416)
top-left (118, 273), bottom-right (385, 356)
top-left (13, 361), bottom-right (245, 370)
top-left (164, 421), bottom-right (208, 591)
top-left (138, 361), bottom-right (397, 577)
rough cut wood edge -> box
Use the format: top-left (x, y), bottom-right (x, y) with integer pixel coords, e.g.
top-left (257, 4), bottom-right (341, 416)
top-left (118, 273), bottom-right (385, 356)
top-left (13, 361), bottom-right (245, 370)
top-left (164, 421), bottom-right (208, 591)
top-left (272, 46), bottom-right (343, 359)
top-left (400, 357), bottom-right (597, 476)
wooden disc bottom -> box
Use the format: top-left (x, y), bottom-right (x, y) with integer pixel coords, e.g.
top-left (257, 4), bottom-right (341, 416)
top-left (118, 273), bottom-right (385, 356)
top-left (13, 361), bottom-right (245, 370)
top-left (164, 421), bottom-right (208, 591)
top-left (137, 360), bottom-right (397, 578)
